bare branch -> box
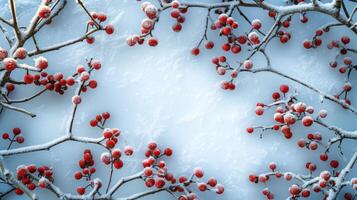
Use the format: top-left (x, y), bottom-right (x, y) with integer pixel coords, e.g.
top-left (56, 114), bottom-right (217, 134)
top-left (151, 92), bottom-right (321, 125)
top-left (0, 102), bottom-right (36, 117)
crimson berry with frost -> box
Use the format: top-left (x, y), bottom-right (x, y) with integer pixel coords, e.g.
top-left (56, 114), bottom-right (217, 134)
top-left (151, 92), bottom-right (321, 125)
top-left (124, 146), bottom-right (134, 156)
top-left (14, 47), bottom-right (27, 59)
top-left (72, 95), bottom-right (82, 105)
top-left (38, 6), bottom-right (51, 18)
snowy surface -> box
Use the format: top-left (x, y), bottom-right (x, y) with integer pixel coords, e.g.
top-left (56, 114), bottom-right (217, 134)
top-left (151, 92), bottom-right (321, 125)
top-left (0, 0), bottom-right (356, 199)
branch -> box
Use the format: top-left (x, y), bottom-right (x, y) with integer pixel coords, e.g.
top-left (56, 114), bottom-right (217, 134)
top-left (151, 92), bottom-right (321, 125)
top-left (7, 88), bottom-right (47, 104)
top-left (28, 28), bottom-right (100, 56)
top-left (0, 23), bottom-right (14, 47)
top-left (8, 0), bottom-right (22, 41)
top-left (0, 102), bottom-right (36, 117)
top-left (239, 67), bottom-right (357, 114)
top-left (0, 156), bottom-right (38, 200)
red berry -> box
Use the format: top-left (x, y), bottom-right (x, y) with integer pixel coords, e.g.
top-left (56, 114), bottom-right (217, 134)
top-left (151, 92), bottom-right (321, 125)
top-left (2, 133), bottom-right (9, 139)
top-left (197, 182), bottom-right (207, 191)
top-left (77, 187), bottom-right (85, 195)
top-left (148, 37), bottom-right (158, 47)
top-left (74, 172), bottom-right (82, 180)
top-left (302, 116), bottom-right (313, 127)
top-left (279, 84), bottom-right (289, 93)
top-left (38, 6), bottom-right (51, 18)
top-left (13, 128), bottom-right (21, 135)
top-left (205, 41), bottom-right (214, 49)
top-left (246, 127), bottom-right (254, 134)
top-left (102, 112), bottom-right (110, 119)
top-left (72, 95), bottom-right (81, 105)
top-left (16, 136), bottom-right (24, 143)
top-left (14, 47), bottom-right (27, 59)
top-left (113, 159), bottom-right (124, 169)
top-left (341, 36), bottom-right (350, 44)
top-left (320, 153), bottom-right (328, 161)
top-left (191, 47), bottom-right (200, 56)
top-left (15, 188), bottom-right (24, 195)
top-left (105, 25), bottom-right (114, 35)
top-left (164, 148), bottom-right (173, 156)
top-left (24, 74), bottom-right (34, 84)
top-left (330, 160), bottom-right (339, 168)
top-left (194, 167), bottom-right (204, 178)
top-left (208, 177), bottom-right (217, 187)
top-left (124, 146), bottom-right (134, 156)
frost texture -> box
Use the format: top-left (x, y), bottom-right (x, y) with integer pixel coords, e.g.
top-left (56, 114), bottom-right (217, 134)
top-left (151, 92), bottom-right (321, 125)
top-left (0, 0), bottom-right (356, 199)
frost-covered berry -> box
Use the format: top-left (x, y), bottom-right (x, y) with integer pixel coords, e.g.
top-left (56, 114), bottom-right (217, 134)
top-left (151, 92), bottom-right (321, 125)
top-left (302, 116), bottom-right (313, 127)
top-left (148, 37), bottom-right (158, 47)
top-left (297, 139), bottom-right (306, 148)
top-left (319, 110), bottom-right (327, 118)
top-left (258, 175), bottom-right (267, 183)
top-left (216, 184), bottom-right (224, 194)
top-left (255, 106), bottom-right (264, 116)
top-left (284, 113), bottom-right (296, 125)
top-left (343, 82), bottom-right (352, 92)
top-left (251, 19), bottom-right (262, 30)
top-left (243, 60), bottom-right (253, 70)
top-left (0, 47), bottom-right (8, 60)
top-left (218, 14), bottom-right (228, 24)
top-left (171, 0), bottom-right (180, 8)
top-left (72, 95), bottom-right (82, 105)
top-left (101, 152), bottom-right (111, 165)
top-left (145, 5), bottom-right (158, 19)
top-left (126, 37), bottom-right (136, 46)
top-left (306, 106), bottom-right (314, 114)
top-left (231, 70), bottom-right (238, 78)
top-left (124, 146), bottom-right (134, 156)
top-left (38, 6), bottom-right (51, 18)
top-left (34, 56), bottom-right (48, 69)
top-left (289, 184), bottom-right (301, 196)
top-left (248, 32), bottom-right (260, 45)
top-left (343, 57), bottom-right (352, 65)
top-left (194, 167), bottom-right (204, 178)
top-left (80, 71), bottom-right (90, 81)
top-left (284, 173), bottom-right (292, 181)
top-left (197, 182), bottom-right (207, 191)
top-left (91, 59), bottom-right (101, 70)
top-left (309, 141), bottom-right (318, 150)
top-left (320, 171), bottom-right (331, 181)
top-left (141, 19), bottom-right (154, 30)
top-left (14, 47), bottom-right (27, 60)
top-left (294, 102), bottom-right (306, 113)
top-left (3, 58), bottom-right (17, 71)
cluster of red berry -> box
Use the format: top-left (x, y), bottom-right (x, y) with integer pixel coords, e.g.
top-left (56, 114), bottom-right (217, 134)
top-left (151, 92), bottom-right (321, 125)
top-left (248, 161), bottom-right (353, 199)
top-left (74, 149), bottom-right (100, 195)
top-left (15, 164), bottom-right (54, 195)
top-left (2, 128), bottom-right (25, 148)
top-left (71, 59), bottom-right (102, 105)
